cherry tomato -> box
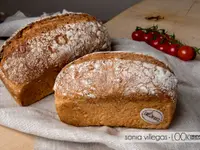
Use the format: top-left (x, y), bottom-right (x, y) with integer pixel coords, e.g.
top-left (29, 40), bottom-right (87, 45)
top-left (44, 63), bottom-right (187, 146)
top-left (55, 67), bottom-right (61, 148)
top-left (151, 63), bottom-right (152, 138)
top-left (149, 39), bottom-right (161, 48)
top-left (132, 30), bottom-right (145, 41)
top-left (162, 40), bottom-right (170, 46)
top-left (192, 51), bottom-right (197, 60)
top-left (157, 34), bottom-right (164, 41)
top-left (143, 33), bottom-right (153, 43)
top-left (166, 44), bottom-right (180, 56)
top-left (148, 31), bottom-right (160, 36)
top-left (177, 46), bottom-right (195, 61)
top-left (156, 43), bottom-right (169, 52)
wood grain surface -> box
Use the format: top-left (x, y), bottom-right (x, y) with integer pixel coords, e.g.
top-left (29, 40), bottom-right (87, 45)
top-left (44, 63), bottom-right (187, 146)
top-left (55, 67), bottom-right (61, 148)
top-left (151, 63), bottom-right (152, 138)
top-left (106, 0), bottom-right (200, 47)
top-left (0, 0), bottom-right (199, 149)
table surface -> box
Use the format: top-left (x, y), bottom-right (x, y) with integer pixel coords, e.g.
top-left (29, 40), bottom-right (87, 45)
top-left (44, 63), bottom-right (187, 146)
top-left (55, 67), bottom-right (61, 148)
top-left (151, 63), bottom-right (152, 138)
top-left (1, 0), bottom-right (200, 149)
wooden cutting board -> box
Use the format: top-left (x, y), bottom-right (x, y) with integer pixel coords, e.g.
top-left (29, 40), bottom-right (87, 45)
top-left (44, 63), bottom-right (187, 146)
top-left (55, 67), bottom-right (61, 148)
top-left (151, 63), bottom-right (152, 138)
top-left (106, 0), bottom-right (200, 48)
top-left (0, 0), bottom-right (199, 149)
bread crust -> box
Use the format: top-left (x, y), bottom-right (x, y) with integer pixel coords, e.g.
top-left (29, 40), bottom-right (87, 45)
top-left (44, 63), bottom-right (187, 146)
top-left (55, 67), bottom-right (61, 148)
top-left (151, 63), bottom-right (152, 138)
top-left (54, 52), bottom-right (178, 128)
top-left (0, 67), bottom-right (59, 106)
top-left (0, 13), bottom-right (111, 106)
top-left (55, 94), bottom-right (176, 128)
top-left (0, 13), bottom-right (96, 60)
top-left (64, 51), bottom-right (172, 72)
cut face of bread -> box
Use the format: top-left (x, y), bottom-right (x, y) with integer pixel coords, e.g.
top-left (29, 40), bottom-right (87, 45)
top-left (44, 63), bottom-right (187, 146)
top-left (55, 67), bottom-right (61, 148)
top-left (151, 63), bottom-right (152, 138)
top-left (0, 13), bottom-right (111, 106)
top-left (54, 52), bottom-right (178, 129)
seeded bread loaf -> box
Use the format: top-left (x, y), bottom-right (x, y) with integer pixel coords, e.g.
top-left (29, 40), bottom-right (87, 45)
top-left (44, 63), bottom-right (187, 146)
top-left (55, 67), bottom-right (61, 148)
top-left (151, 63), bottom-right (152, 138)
top-left (54, 52), bottom-right (178, 129)
top-left (0, 13), bottom-right (111, 106)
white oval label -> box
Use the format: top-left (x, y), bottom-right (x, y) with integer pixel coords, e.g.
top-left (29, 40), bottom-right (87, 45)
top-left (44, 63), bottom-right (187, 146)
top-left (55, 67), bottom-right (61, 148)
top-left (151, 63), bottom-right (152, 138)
top-left (140, 108), bottom-right (164, 124)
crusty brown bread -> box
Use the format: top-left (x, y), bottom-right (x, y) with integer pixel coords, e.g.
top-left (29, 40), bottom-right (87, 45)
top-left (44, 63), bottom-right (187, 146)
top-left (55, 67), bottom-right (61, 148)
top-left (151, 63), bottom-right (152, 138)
top-left (0, 13), bottom-right (111, 106)
top-left (54, 52), bottom-right (178, 129)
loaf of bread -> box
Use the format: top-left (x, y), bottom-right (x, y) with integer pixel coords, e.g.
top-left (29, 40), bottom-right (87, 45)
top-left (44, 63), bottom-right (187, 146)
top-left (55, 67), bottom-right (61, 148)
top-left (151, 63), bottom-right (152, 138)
top-left (0, 13), bottom-right (111, 106)
top-left (54, 52), bottom-right (178, 129)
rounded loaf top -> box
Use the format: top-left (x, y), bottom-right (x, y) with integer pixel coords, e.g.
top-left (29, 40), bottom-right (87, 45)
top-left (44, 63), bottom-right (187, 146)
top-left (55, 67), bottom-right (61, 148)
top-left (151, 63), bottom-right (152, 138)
top-left (0, 12), bottom-right (111, 84)
top-left (54, 52), bottom-right (178, 102)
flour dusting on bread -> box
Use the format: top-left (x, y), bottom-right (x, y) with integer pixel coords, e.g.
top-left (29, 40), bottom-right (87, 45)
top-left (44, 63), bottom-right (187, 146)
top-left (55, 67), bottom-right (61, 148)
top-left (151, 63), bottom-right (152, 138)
top-left (2, 21), bottom-right (110, 84)
top-left (54, 53), bottom-right (177, 101)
